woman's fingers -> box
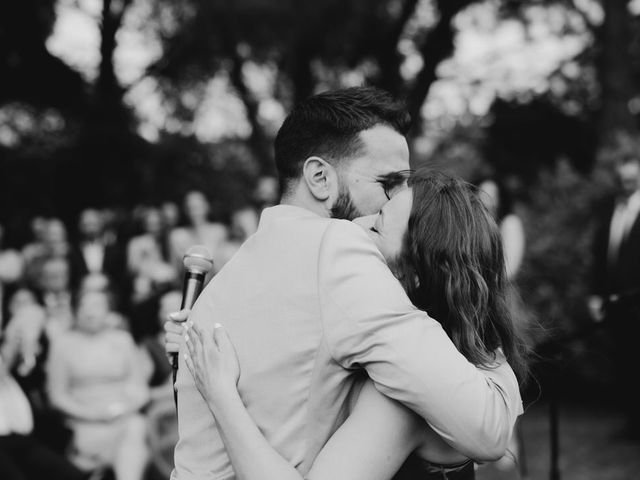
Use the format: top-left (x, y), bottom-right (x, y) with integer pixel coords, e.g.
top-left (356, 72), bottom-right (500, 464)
top-left (212, 323), bottom-right (230, 352)
top-left (164, 320), bottom-right (182, 334)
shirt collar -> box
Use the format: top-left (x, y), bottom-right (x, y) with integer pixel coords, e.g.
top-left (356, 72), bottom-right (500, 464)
top-left (258, 204), bottom-right (322, 228)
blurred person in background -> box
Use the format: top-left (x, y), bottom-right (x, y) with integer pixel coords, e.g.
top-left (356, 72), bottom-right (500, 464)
top-left (46, 288), bottom-right (150, 480)
top-left (35, 256), bottom-right (75, 339)
top-left (476, 177), bottom-right (525, 281)
top-left (161, 201), bottom-right (180, 233)
top-left (476, 176), bottom-right (532, 473)
top-left (168, 190), bottom-right (228, 280)
top-left (0, 330), bottom-right (86, 480)
top-left (23, 218), bottom-right (73, 290)
top-left (252, 175), bottom-right (280, 212)
top-left (126, 206), bottom-right (177, 306)
top-left (1, 289), bottom-right (74, 457)
top-left (214, 206), bottom-right (260, 270)
top-left (70, 208), bottom-right (127, 302)
top-left (0, 223), bottom-right (25, 327)
top-left (229, 206), bottom-right (259, 242)
top-left (140, 289), bottom-right (182, 399)
top-left (20, 216), bottom-right (48, 267)
top-left (588, 141), bottom-right (640, 439)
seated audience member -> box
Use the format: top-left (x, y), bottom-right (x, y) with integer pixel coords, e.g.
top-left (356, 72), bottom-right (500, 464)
top-left (126, 207), bottom-right (177, 305)
top-left (35, 257), bottom-right (75, 339)
top-left (46, 289), bottom-right (150, 480)
top-left (77, 274), bottom-right (128, 332)
top-left (0, 223), bottom-right (25, 327)
top-left (2, 300), bottom-right (46, 381)
top-left (168, 190), bottom-right (228, 280)
top-left (140, 289), bottom-right (182, 398)
top-left (2, 290), bottom-right (66, 439)
top-left (0, 343), bottom-right (85, 480)
top-left (214, 206), bottom-right (260, 271)
top-left (20, 217), bottom-right (48, 267)
top-left (70, 209), bottom-right (126, 300)
top-left (23, 219), bottom-right (73, 290)
top-left (252, 175), bottom-right (280, 212)
top-left (160, 201), bottom-right (180, 233)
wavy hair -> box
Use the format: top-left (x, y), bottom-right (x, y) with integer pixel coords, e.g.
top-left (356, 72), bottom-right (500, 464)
top-left (392, 169), bottom-right (530, 383)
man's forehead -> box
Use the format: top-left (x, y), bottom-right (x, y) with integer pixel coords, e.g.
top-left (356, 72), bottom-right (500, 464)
top-left (350, 127), bottom-right (409, 174)
top-left (348, 159), bottom-right (409, 178)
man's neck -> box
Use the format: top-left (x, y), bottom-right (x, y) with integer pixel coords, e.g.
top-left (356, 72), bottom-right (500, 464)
top-left (280, 192), bottom-right (331, 218)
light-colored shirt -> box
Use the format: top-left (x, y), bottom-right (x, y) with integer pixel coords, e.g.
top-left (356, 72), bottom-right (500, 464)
top-left (171, 205), bottom-right (523, 480)
top-left (0, 363), bottom-right (34, 435)
top-left (608, 190), bottom-right (640, 266)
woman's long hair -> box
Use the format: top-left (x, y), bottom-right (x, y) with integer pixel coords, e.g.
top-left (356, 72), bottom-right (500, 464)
top-left (393, 169), bottom-right (530, 383)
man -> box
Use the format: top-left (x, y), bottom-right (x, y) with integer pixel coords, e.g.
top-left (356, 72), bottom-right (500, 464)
top-left (169, 87), bottom-right (523, 479)
top-left (70, 208), bottom-right (126, 299)
top-left (588, 135), bottom-right (640, 437)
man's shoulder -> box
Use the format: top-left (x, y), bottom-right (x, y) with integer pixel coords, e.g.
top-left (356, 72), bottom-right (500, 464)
top-left (319, 218), bottom-right (380, 254)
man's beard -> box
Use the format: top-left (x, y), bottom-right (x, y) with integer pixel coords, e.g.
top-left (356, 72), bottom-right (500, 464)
top-left (330, 181), bottom-right (364, 221)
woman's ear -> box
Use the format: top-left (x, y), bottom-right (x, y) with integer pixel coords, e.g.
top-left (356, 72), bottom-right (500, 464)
top-left (302, 156), bottom-right (335, 202)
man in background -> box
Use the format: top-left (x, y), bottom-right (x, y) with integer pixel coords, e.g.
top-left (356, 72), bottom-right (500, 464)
top-left (589, 134), bottom-right (640, 438)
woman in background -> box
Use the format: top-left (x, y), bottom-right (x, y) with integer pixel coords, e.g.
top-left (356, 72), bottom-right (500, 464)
top-left (46, 289), bottom-right (150, 480)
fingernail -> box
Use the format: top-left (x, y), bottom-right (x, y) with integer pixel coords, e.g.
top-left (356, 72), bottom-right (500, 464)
top-left (214, 323), bottom-right (222, 329)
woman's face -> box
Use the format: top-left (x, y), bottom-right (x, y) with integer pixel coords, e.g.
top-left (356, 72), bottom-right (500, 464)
top-left (185, 192), bottom-right (209, 223)
top-left (478, 180), bottom-right (499, 217)
top-left (143, 209), bottom-right (163, 235)
top-left (76, 291), bottom-right (110, 334)
top-left (354, 188), bottom-right (412, 263)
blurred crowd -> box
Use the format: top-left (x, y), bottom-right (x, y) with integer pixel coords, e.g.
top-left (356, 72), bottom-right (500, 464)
top-left (0, 177), bottom-right (279, 480)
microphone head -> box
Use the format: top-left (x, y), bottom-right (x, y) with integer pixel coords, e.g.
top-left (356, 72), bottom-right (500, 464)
top-left (183, 245), bottom-right (214, 274)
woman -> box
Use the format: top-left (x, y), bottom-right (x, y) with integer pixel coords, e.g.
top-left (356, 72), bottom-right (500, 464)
top-left (46, 289), bottom-right (150, 480)
top-left (168, 190), bottom-right (229, 281)
top-left (175, 171), bottom-right (530, 480)
top-left (475, 177), bottom-right (525, 281)
top-left (126, 206), bottom-right (177, 304)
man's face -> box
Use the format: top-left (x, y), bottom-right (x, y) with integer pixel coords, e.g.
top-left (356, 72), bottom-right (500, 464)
top-left (333, 125), bottom-right (410, 220)
top-left (616, 158), bottom-right (640, 196)
top-left (79, 210), bottom-right (104, 239)
top-left (41, 260), bottom-right (70, 293)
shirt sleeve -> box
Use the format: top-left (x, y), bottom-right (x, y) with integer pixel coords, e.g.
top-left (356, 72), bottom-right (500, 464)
top-left (318, 220), bottom-right (523, 461)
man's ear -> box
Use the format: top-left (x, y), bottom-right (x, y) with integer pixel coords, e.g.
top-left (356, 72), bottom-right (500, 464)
top-left (302, 156), bottom-right (335, 201)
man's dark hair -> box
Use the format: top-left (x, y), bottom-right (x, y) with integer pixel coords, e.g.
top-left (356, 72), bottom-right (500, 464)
top-left (274, 86), bottom-right (411, 193)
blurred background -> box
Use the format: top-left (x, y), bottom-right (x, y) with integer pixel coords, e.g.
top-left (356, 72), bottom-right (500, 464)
top-left (1, 0), bottom-right (640, 479)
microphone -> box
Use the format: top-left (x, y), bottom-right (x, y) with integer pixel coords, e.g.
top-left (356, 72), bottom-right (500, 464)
top-left (172, 245), bottom-right (214, 372)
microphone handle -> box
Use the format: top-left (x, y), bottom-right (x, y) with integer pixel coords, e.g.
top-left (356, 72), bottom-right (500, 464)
top-left (172, 271), bottom-right (207, 371)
